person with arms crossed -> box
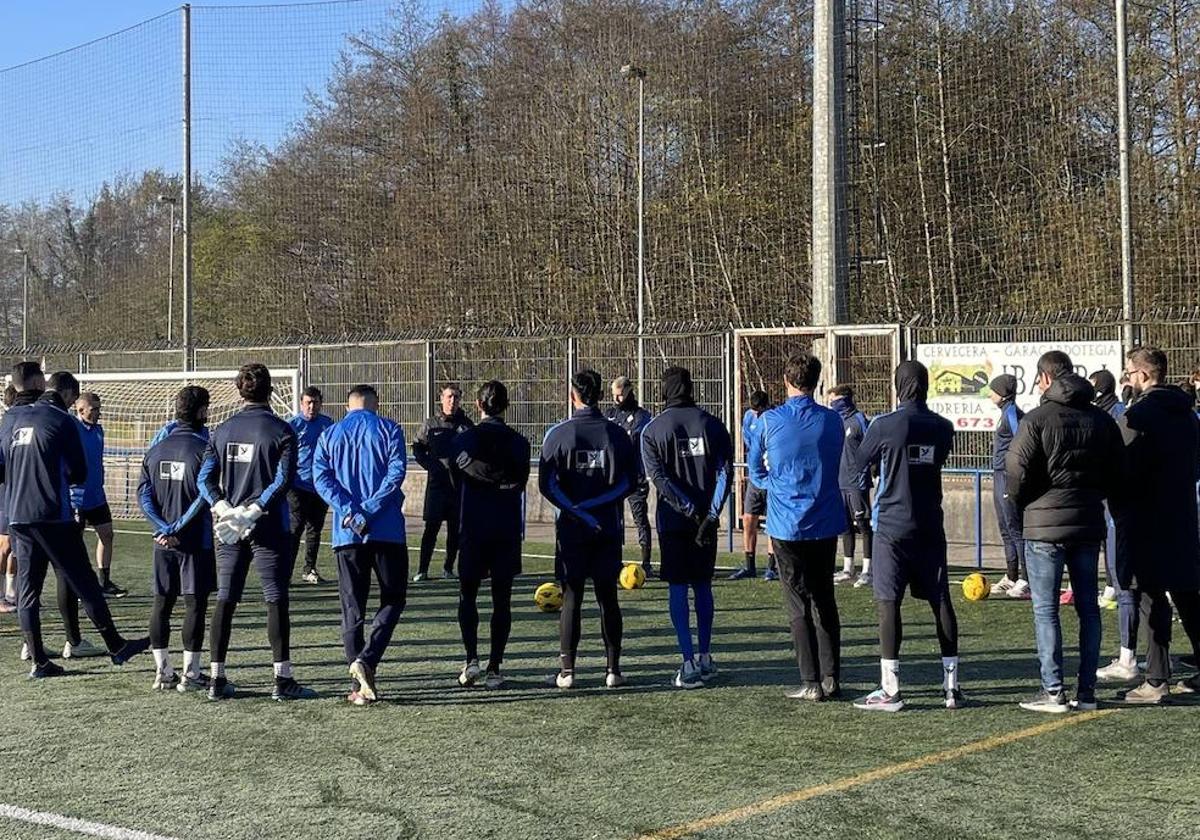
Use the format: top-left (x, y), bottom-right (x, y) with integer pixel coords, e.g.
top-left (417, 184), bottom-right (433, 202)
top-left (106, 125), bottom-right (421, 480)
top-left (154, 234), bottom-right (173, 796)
top-left (730, 390), bottom-right (777, 581)
top-left (138, 386), bottom-right (215, 693)
top-left (986, 375), bottom-right (1029, 599)
top-left (313, 384), bottom-right (409, 706)
top-left (641, 366), bottom-right (733, 689)
top-left (0, 362), bottom-right (148, 678)
top-left (200, 363), bottom-right (309, 702)
top-left (829, 384), bottom-right (873, 588)
top-left (451, 380), bottom-right (531, 689)
top-left (851, 361), bottom-right (963, 711)
top-left (412, 385), bottom-right (474, 581)
top-left (605, 375), bottom-right (655, 578)
top-left (289, 386), bottom-right (335, 585)
top-left (1007, 351), bottom-right (1124, 713)
top-left (539, 370), bottom-right (638, 689)
top-left (750, 353), bottom-right (845, 701)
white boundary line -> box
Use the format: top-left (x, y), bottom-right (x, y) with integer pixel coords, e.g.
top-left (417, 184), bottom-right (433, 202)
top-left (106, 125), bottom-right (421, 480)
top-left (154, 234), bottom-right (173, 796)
top-left (0, 804), bottom-right (180, 840)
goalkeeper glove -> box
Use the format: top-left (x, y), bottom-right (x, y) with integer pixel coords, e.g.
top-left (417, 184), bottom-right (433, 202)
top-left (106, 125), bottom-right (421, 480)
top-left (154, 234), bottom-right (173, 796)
top-left (695, 515), bottom-right (719, 548)
top-left (232, 503), bottom-right (265, 541)
top-left (215, 517), bottom-right (244, 545)
top-left (212, 500), bottom-right (235, 521)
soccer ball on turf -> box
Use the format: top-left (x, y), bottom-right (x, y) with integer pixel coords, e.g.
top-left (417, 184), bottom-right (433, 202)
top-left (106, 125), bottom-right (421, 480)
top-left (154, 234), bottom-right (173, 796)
top-left (619, 563), bottom-right (647, 590)
top-left (962, 573), bottom-right (990, 602)
top-left (534, 582), bottom-right (564, 612)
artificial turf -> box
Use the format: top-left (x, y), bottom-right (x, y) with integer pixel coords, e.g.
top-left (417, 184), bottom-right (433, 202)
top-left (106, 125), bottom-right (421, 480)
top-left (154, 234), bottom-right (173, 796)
top-left (0, 527), bottom-right (1197, 840)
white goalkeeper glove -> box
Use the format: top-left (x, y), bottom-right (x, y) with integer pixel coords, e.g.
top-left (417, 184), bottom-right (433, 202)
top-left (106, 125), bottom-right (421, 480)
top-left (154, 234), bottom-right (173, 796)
top-left (215, 517), bottom-right (244, 545)
top-left (232, 503), bottom-right (265, 540)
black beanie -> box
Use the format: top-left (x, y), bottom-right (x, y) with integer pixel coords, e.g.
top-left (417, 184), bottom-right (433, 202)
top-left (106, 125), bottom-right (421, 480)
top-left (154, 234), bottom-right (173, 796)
top-left (895, 361), bottom-right (929, 402)
top-left (1089, 369), bottom-right (1117, 398)
top-left (989, 374), bottom-right (1017, 400)
top-left (661, 366), bottom-right (695, 408)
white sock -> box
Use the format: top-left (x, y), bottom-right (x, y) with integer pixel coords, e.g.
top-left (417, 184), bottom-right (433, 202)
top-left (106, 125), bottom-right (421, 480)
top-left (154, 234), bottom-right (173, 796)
top-left (4, 573), bottom-right (15, 599)
top-left (211, 661), bottom-right (225, 679)
top-left (273, 660), bottom-right (293, 679)
top-left (183, 650), bottom-right (201, 678)
top-left (942, 656), bottom-right (959, 691)
top-left (842, 557), bottom-right (854, 574)
top-left (152, 648), bottom-right (172, 674)
top-left (881, 658), bottom-right (900, 695)
top-left (861, 558), bottom-right (872, 575)
top-left (1119, 647), bottom-right (1136, 666)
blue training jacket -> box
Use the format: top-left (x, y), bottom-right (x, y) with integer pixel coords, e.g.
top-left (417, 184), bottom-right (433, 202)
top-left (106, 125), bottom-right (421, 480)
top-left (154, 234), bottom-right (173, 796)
top-left (138, 424), bottom-right (212, 552)
top-left (641, 404), bottom-right (733, 533)
top-left (748, 395), bottom-right (846, 542)
top-left (289, 413), bottom-right (335, 493)
top-left (741, 408), bottom-right (766, 458)
top-left (312, 408), bottom-right (407, 548)
top-left (199, 404), bottom-right (297, 538)
top-left (832, 396), bottom-right (872, 491)
top-left (991, 398), bottom-right (1024, 471)
top-left (539, 406), bottom-right (638, 545)
top-left (149, 420), bottom-right (210, 449)
top-left (853, 399), bottom-right (955, 540)
top-left (0, 396), bottom-right (88, 525)
top-left (70, 420), bottom-right (107, 511)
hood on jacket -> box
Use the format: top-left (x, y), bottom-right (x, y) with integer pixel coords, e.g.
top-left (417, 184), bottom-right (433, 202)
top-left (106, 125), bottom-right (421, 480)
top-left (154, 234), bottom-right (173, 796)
top-left (989, 374), bottom-right (1017, 401)
top-left (662, 366), bottom-right (696, 409)
top-left (895, 361), bottom-right (929, 403)
top-left (37, 391), bottom-right (68, 410)
top-left (1128, 384), bottom-right (1196, 418)
top-left (1042, 373), bottom-right (1096, 408)
top-left (14, 389), bottom-right (42, 406)
top-left (831, 395), bottom-right (857, 418)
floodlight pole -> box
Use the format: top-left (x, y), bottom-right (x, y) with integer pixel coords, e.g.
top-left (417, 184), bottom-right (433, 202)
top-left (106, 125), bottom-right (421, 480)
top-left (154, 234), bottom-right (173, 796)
top-left (622, 64), bottom-right (648, 396)
top-left (812, 0), bottom-right (848, 326)
top-left (181, 3), bottom-right (194, 371)
top-left (12, 248), bottom-right (29, 348)
top-left (158, 195), bottom-right (177, 343)
top-left (1115, 0), bottom-right (1135, 352)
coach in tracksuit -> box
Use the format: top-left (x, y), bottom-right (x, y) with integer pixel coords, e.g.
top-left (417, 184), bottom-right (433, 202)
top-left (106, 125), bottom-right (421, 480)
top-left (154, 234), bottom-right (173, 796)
top-left (138, 386), bottom-right (215, 693)
top-left (0, 362), bottom-right (146, 678)
top-left (539, 369), bottom-right (638, 689)
top-left (749, 353), bottom-right (845, 701)
top-left (199, 363), bottom-right (306, 702)
top-left (988, 375), bottom-right (1028, 598)
top-left (851, 361), bottom-right (961, 712)
top-left (312, 385), bottom-right (408, 707)
top-left (289, 386), bottom-right (335, 584)
top-left (642, 367), bottom-right (733, 689)
top-left (413, 386), bottom-right (475, 580)
top-left (451, 380), bottom-right (531, 689)
top-left (605, 376), bottom-right (655, 577)
top-left (830, 385), bottom-right (872, 587)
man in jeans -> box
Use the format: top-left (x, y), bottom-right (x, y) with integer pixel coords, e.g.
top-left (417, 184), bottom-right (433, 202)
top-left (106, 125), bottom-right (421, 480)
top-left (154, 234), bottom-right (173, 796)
top-left (1006, 350), bottom-right (1124, 713)
top-left (748, 352), bottom-right (845, 701)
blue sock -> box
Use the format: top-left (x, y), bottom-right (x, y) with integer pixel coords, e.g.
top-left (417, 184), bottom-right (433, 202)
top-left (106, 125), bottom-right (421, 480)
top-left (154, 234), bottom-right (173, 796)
top-left (668, 584), bottom-right (694, 662)
top-left (694, 582), bottom-right (714, 655)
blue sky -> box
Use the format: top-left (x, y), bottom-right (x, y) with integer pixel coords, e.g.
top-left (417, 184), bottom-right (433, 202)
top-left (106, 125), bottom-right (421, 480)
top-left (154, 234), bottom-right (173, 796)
top-left (0, 0), bottom-right (434, 205)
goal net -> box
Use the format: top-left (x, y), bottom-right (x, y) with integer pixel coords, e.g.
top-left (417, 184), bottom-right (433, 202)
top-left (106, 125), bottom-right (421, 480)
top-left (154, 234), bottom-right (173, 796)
top-left (72, 369), bottom-right (299, 520)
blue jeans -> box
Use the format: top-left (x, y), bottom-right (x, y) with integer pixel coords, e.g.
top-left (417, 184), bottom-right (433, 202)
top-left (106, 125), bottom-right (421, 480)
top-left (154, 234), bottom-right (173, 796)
top-left (1025, 540), bottom-right (1101, 695)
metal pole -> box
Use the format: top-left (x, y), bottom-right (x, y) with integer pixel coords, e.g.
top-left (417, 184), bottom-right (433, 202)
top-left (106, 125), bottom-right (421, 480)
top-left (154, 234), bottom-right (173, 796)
top-left (974, 471), bottom-right (983, 570)
top-left (1116, 0), bottom-right (1135, 352)
top-left (21, 253), bottom-right (29, 349)
top-left (812, 0), bottom-right (848, 326)
top-left (167, 201), bottom-right (175, 344)
top-left (636, 73), bottom-right (646, 396)
top-left (181, 4), bottom-right (193, 371)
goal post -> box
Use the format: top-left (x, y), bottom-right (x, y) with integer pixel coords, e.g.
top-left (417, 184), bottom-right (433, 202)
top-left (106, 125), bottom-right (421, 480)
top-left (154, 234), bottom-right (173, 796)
top-left (74, 369), bottom-right (300, 519)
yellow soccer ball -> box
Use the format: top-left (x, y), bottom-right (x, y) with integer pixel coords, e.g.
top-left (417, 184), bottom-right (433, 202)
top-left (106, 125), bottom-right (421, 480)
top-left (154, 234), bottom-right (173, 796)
top-left (619, 563), bottom-right (647, 591)
top-left (962, 572), bottom-right (990, 602)
top-left (534, 581), bottom-right (564, 613)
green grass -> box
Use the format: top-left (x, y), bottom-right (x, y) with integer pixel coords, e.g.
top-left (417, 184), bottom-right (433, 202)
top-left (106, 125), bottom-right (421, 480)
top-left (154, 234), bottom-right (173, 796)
top-left (1, 529), bottom-right (1198, 840)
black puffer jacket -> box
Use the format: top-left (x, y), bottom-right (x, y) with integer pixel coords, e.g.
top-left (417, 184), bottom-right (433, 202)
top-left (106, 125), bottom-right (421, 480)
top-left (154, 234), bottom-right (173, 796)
top-left (1112, 386), bottom-right (1200, 591)
top-left (1005, 374), bottom-right (1125, 544)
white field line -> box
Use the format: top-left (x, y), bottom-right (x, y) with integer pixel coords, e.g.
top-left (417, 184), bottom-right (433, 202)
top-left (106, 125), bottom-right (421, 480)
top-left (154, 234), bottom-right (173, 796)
top-left (0, 804), bottom-right (180, 840)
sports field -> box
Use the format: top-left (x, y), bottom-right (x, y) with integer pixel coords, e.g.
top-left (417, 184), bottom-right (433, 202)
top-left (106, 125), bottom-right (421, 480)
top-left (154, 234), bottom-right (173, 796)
top-left (1, 528), bottom-right (1198, 840)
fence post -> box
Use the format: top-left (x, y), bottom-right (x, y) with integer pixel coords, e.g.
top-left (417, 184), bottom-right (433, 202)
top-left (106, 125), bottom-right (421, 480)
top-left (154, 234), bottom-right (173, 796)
top-left (974, 470), bottom-right (983, 570)
top-left (565, 336), bottom-right (578, 416)
top-left (423, 340), bottom-right (435, 415)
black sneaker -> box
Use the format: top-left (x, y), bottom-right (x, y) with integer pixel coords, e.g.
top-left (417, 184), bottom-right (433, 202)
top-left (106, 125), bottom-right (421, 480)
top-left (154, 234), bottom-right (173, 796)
top-left (641, 563), bottom-right (658, 579)
top-left (111, 636), bottom-right (150, 666)
top-left (1071, 692), bottom-right (1098, 711)
top-left (28, 660), bottom-right (66, 680)
top-left (271, 676), bottom-right (316, 701)
top-left (1019, 688), bottom-right (1069, 713)
top-left (727, 568), bottom-right (756, 581)
top-left (101, 581), bottom-right (128, 599)
top-left (207, 676), bottom-right (235, 701)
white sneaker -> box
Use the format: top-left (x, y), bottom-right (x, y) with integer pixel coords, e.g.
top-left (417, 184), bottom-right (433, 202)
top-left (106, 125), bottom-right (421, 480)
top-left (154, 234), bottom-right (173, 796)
top-left (458, 659), bottom-right (482, 687)
top-left (20, 642), bottom-right (30, 662)
top-left (1007, 579), bottom-right (1031, 600)
top-left (553, 670), bottom-right (575, 690)
top-left (605, 670), bottom-right (627, 689)
top-left (152, 670), bottom-right (180, 691)
top-left (63, 638), bottom-right (105, 659)
top-left (990, 575), bottom-right (1016, 596)
top-left (673, 660), bottom-right (704, 689)
top-left (1096, 657), bottom-right (1139, 683)
top-left (853, 572), bottom-right (872, 589)
top-left (833, 570), bottom-right (854, 584)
